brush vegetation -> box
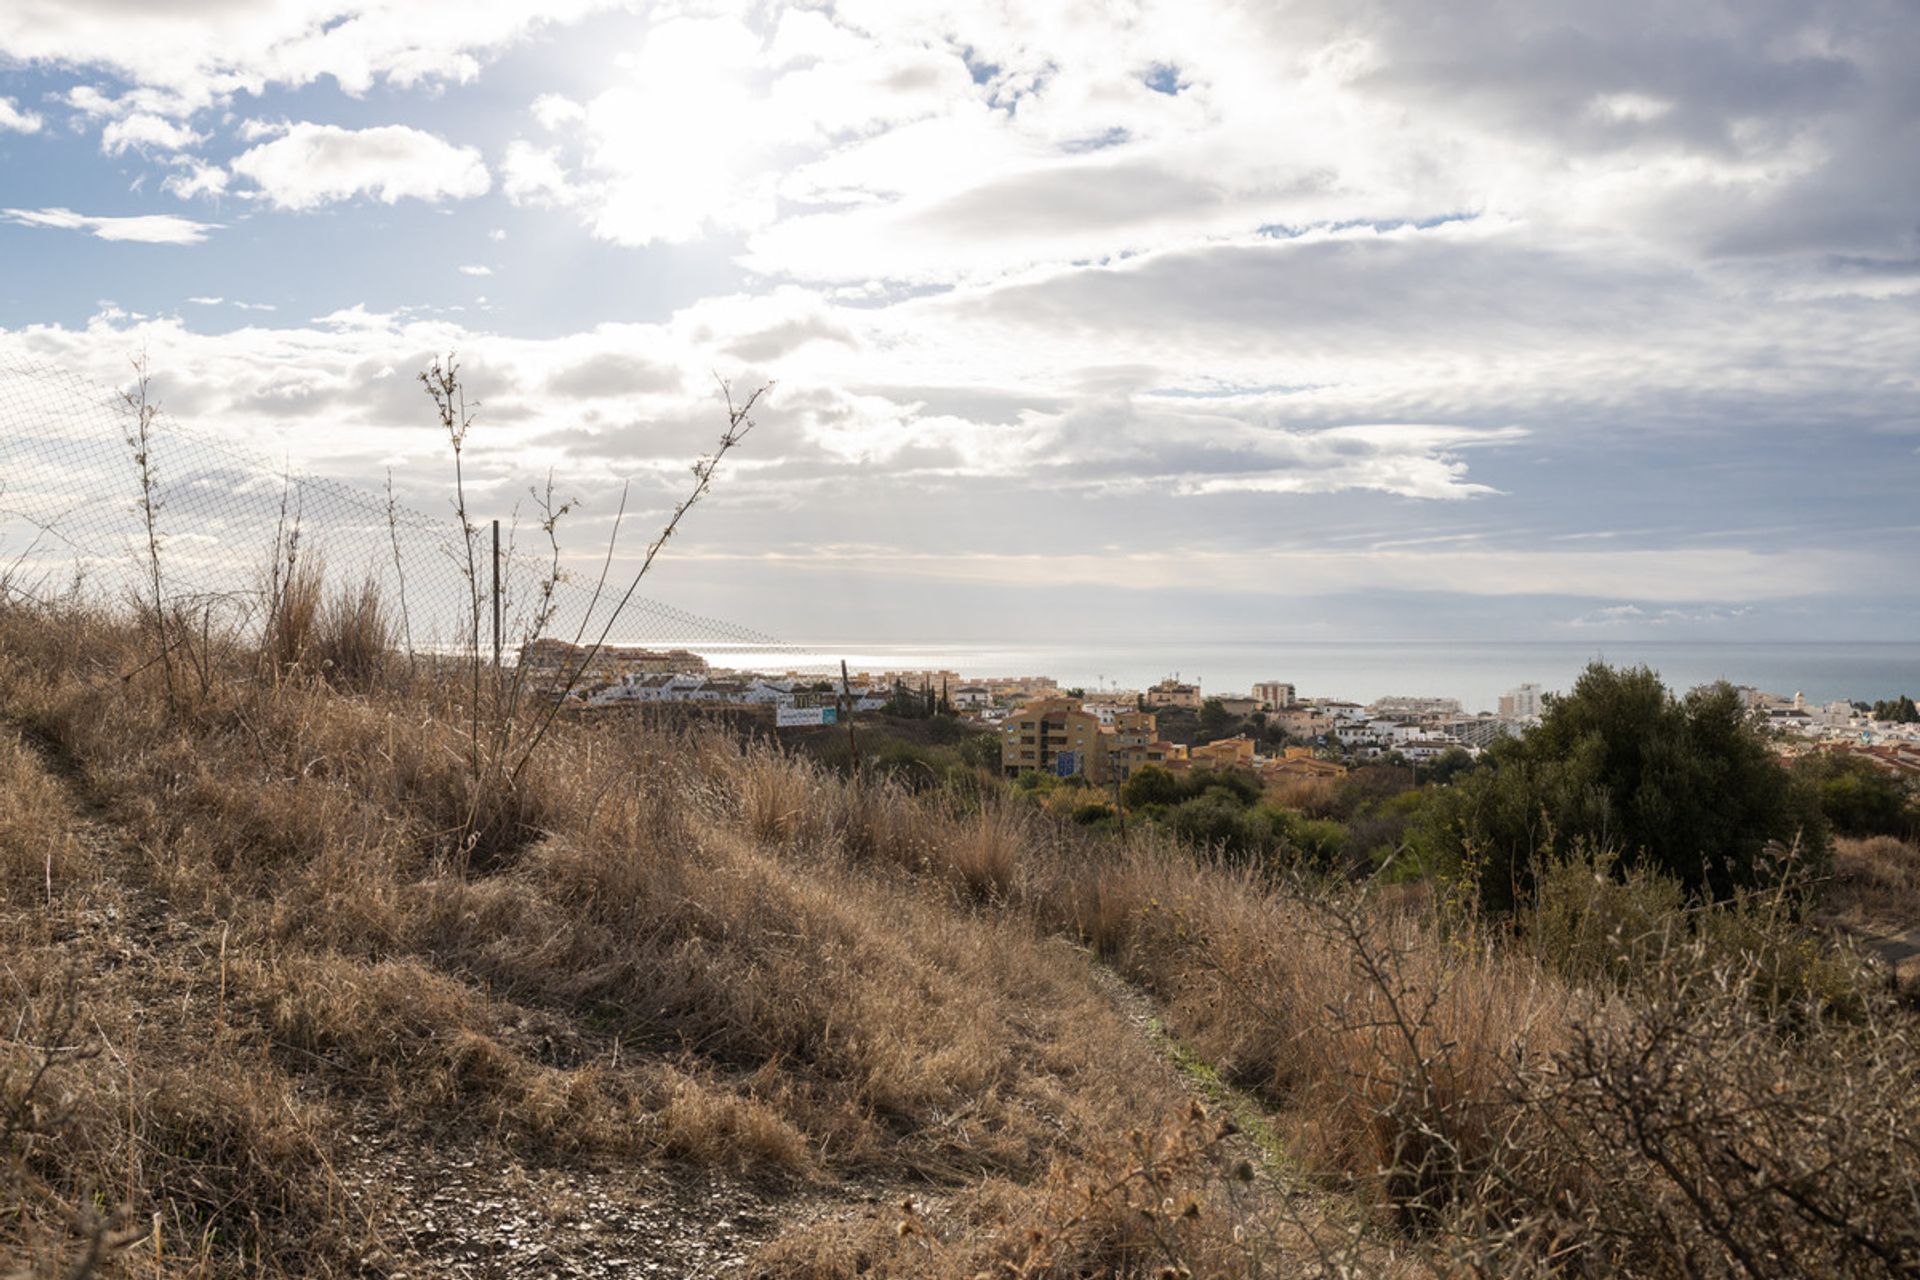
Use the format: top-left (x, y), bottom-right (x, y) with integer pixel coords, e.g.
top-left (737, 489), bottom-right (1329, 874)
top-left (3, 595), bottom-right (1919, 1278)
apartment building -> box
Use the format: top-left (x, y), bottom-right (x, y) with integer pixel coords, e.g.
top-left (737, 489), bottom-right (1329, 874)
top-left (1188, 735), bottom-right (1257, 768)
top-left (1270, 706), bottom-right (1335, 739)
top-left (1369, 695), bottom-right (1463, 718)
top-left (1499, 682), bottom-right (1545, 719)
top-left (1001, 699), bottom-right (1174, 782)
top-left (1145, 679), bottom-right (1202, 709)
top-left (1260, 747), bottom-right (1348, 781)
top-left (1252, 681), bottom-right (1296, 710)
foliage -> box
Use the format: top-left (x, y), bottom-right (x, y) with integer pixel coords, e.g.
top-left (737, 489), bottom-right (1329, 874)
top-left (1870, 693), bottom-right (1918, 723)
top-left (1422, 746), bottom-right (1479, 786)
top-left (1793, 750), bottom-right (1918, 839)
top-left (953, 728), bottom-right (1005, 773)
top-left (1197, 697), bottom-right (1235, 736)
top-left (1526, 847), bottom-right (1870, 1016)
top-left (1414, 662), bottom-right (1829, 910)
top-left (1119, 763), bottom-right (1185, 808)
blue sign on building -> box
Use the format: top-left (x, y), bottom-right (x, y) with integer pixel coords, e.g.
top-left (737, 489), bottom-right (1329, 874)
top-left (1054, 751), bottom-right (1078, 777)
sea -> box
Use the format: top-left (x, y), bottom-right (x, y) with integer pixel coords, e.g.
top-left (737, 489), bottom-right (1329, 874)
top-left (700, 639), bottom-right (1920, 716)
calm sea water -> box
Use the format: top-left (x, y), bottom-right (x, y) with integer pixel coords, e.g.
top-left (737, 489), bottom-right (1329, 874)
top-left (692, 639), bottom-right (1920, 715)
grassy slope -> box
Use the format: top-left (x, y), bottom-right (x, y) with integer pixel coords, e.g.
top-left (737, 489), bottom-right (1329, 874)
top-left (4, 604), bottom-right (1919, 1278)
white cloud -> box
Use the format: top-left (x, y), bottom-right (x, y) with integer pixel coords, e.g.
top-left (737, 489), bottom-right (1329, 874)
top-left (530, 93), bottom-right (585, 130)
top-left (500, 140), bottom-right (577, 207)
top-left (0, 97), bottom-right (41, 134)
top-left (0, 1), bottom-right (621, 114)
top-left (229, 122), bottom-right (490, 210)
top-left (237, 118), bottom-right (292, 142)
top-left (162, 160), bottom-right (230, 200)
top-left (184, 296), bottom-right (274, 310)
top-left (100, 112), bottom-right (204, 154)
top-left (458, 264), bottom-right (492, 275)
top-left (1, 207), bottom-right (219, 244)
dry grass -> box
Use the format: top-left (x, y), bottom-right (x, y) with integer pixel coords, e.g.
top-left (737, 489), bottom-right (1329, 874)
top-left (0, 603), bottom-right (1219, 1274)
top-left (1824, 834), bottom-right (1920, 929)
top-left (0, 727), bottom-right (85, 903)
top-left (314, 573), bottom-right (394, 687)
top-left (3, 599), bottom-right (1914, 1277)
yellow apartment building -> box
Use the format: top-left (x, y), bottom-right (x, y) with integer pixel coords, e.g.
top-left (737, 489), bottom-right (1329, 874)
top-left (1260, 747), bottom-right (1349, 781)
top-left (1001, 699), bottom-right (1170, 783)
top-left (1145, 679), bottom-right (1201, 709)
top-left (1188, 735), bottom-right (1257, 769)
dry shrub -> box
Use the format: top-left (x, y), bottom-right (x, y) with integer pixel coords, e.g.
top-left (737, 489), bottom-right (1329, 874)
top-left (0, 728), bottom-right (84, 901)
top-left (264, 550), bottom-right (324, 678)
top-left (0, 962), bottom-right (372, 1277)
top-left (1825, 834), bottom-right (1920, 927)
top-left (735, 741), bottom-right (820, 846)
top-left (755, 1103), bottom-right (1356, 1279)
top-left (933, 795), bottom-right (1026, 904)
top-left (1265, 774), bottom-right (1342, 819)
top-left (261, 953), bottom-right (508, 1089)
top-left (13, 603), bottom-right (1918, 1277)
top-left (313, 572), bottom-right (393, 687)
top-left (1530, 850), bottom-right (1877, 1018)
top-left (1440, 961), bottom-right (1920, 1277)
top-left (656, 1065), bottom-right (813, 1176)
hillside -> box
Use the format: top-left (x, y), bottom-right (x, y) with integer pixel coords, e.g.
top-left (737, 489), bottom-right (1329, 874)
top-left (4, 602), bottom-right (1919, 1278)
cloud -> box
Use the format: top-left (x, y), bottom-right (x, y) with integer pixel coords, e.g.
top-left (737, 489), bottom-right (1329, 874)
top-left (184, 296), bottom-right (276, 311)
top-left (545, 353), bottom-right (683, 398)
top-left (458, 264), bottom-right (492, 276)
top-left (1, 207), bottom-right (219, 244)
top-left (162, 160), bottom-right (229, 200)
top-left (100, 112), bottom-right (204, 154)
top-left (229, 123), bottom-right (489, 210)
top-left (530, 93), bottom-right (585, 130)
top-left (0, 97), bottom-right (41, 134)
top-left (0, 1), bottom-right (620, 113)
top-left (499, 140), bottom-right (576, 207)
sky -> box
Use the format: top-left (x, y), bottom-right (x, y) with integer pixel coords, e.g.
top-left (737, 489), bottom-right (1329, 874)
top-left (0, 0), bottom-right (1917, 651)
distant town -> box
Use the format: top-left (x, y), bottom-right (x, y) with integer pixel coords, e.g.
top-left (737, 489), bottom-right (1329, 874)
top-left (527, 639), bottom-right (1920, 786)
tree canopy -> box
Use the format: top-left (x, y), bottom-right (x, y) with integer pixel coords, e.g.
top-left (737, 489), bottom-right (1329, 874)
top-left (1415, 663), bottom-right (1827, 910)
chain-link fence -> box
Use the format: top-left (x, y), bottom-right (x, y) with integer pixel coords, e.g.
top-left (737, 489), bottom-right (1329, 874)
top-left (0, 356), bottom-right (835, 690)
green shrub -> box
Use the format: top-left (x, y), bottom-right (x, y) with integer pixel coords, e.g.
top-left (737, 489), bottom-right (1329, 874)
top-left (1417, 663), bottom-right (1829, 910)
top-left (1792, 751), bottom-right (1916, 839)
top-left (1119, 763), bottom-right (1183, 808)
top-left (1527, 848), bottom-right (1871, 1018)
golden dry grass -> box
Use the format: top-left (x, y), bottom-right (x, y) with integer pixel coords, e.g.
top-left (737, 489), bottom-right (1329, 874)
top-left (3, 601), bottom-right (1914, 1278)
top-left (1825, 834), bottom-right (1920, 930)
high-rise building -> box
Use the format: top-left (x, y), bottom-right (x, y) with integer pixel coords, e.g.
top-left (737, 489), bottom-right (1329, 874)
top-left (1498, 682), bottom-right (1545, 719)
top-left (1253, 680), bottom-right (1295, 710)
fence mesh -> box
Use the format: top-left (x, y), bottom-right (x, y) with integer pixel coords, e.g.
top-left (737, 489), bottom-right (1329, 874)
top-left (0, 356), bottom-right (835, 688)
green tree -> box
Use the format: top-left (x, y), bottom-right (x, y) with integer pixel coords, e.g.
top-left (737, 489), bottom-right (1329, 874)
top-left (1197, 697), bottom-right (1235, 737)
top-left (1424, 746), bottom-right (1480, 786)
top-left (1187, 767), bottom-right (1262, 806)
top-left (1415, 663), bottom-right (1828, 910)
top-left (1169, 792), bottom-right (1252, 854)
top-left (1120, 763), bottom-right (1185, 809)
top-left (1792, 752), bottom-right (1916, 839)
top-left (955, 731), bottom-right (1004, 773)
top-left (1871, 694), bottom-right (1918, 724)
